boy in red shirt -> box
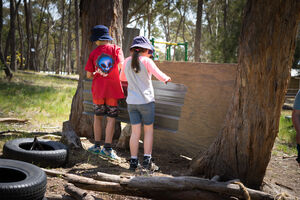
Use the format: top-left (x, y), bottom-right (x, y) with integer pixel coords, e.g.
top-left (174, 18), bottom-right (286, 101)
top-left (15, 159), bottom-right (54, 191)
top-left (85, 25), bottom-right (124, 160)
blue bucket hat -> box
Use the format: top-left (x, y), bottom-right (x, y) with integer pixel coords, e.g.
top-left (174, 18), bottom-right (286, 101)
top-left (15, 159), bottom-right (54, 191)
top-left (130, 36), bottom-right (154, 53)
top-left (90, 25), bottom-right (113, 41)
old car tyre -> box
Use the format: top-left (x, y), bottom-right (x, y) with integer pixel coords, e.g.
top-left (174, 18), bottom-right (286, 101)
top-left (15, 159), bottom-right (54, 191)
top-left (0, 159), bottom-right (47, 200)
top-left (3, 138), bottom-right (68, 168)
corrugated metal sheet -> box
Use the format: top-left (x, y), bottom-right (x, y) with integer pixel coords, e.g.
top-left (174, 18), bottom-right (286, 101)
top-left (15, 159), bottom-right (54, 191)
top-left (83, 79), bottom-right (187, 133)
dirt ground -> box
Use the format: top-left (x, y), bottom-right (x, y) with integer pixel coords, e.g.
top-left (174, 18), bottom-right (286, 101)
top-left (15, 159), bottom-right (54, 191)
top-left (43, 133), bottom-right (300, 199)
top-left (1, 120), bottom-right (300, 199)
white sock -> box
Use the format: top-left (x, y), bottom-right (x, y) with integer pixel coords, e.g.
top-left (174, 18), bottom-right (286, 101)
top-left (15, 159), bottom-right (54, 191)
top-left (131, 156), bottom-right (138, 159)
top-left (144, 154), bottom-right (151, 158)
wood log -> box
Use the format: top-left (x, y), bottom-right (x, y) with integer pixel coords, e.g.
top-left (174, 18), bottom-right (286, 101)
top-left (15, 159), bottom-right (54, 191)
top-left (42, 169), bottom-right (276, 200)
top-left (116, 123), bottom-right (131, 149)
top-left (93, 172), bottom-right (121, 183)
top-left (61, 121), bottom-right (83, 149)
top-left (65, 183), bottom-right (95, 200)
top-left (120, 176), bottom-right (272, 200)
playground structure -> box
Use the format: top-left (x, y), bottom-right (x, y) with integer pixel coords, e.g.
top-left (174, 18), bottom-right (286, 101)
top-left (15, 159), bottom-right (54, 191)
top-left (150, 38), bottom-right (188, 61)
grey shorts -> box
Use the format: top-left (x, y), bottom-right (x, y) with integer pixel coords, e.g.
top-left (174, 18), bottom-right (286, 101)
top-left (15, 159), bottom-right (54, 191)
top-left (127, 102), bottom-right (155, 125)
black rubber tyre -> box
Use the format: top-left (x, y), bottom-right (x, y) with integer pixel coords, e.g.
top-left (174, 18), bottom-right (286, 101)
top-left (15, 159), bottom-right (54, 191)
top-left (0, 159), bottom-right (47, 200)
top-left (3, 138), bottom-right (68, 168)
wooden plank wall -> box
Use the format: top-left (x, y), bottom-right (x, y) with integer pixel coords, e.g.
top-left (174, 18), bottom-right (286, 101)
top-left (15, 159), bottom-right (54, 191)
top-left (151, 61), bottom-right (237, 157)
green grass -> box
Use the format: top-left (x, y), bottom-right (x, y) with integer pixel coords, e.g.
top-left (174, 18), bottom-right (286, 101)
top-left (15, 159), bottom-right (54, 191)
top-left (0, 71), bottom-right (77, 131)
top-left (276, 115), bottom-right (297, 155)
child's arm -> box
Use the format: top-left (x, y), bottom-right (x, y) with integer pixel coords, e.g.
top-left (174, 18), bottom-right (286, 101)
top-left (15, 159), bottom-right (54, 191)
top-left (85, 53), bottom-right (95, 79)
top-left (86, 71), bottom-right (94, 79)
top-left (146, 58), bottom-right (171, 83)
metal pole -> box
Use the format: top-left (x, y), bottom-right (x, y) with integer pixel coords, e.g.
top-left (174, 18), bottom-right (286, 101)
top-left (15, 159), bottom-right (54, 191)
top-left (184, 42), bottom-right (188, 61)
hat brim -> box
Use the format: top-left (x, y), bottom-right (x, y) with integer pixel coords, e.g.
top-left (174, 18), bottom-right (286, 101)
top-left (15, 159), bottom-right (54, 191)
top-left (90, 35), bottom-right (113, 42)
top-left (130, 44), bottom-right (153, 51)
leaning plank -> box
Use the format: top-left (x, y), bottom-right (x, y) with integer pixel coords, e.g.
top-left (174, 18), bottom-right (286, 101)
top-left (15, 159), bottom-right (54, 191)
top-left (65, 183), bottom-right (95, 200)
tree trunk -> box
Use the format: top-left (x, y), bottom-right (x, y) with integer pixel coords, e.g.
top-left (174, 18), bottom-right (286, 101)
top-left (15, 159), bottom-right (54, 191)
top-left (69, 0), bottom-right (123, 138)
top-left (9, 0), bottom-right (16, 71)
top-left (17, 7), bottom-right (24, 70)
top-left (222, 0), bottom-right (228, 63)
top-left (66, 0), bottom-right (72, 75)
top-left (24, 0), bottom-right (35, 71)
top-left (74, 0), bottom-right (80, 74)
top-left (56, 0), bottom-right (65, 74)
top-left (35, 0), bottom-right (48, 72)
top-left (0, 0), bottom-right (12, 79)
top-left (194, 0), bottom-right (203, 62)
top-left (123, 0), bottom-right (130, 28)
top-left (43, 9), bottom-right (50, 71)
top-left (190, 0), bottom-right (300, 189)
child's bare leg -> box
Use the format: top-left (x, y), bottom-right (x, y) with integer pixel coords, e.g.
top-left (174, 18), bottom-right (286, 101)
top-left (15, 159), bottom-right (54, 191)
top-left (105, 117), bottom-right (115, 144)
top-left (93, 115), bottom-right (103, 142)
top-left (130, 124), bottom-right (142, 157)
top-left (143, 124), bottom-right (153, 155)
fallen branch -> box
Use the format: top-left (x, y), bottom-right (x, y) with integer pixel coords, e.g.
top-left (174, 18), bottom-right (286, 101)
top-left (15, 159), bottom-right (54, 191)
top-left (65, 183), bottom-right (95, 200)
top-left (0, 129), bottom-right (61, 135)
top-left (43, 169), bottom-right (276, 200)
top-left (0, 118), bottom-right (28, 123)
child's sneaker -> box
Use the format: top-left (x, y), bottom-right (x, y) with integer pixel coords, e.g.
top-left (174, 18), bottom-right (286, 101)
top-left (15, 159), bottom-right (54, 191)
top-left (142, 156), bottom-right (159, 171)
top-left (100, 148), bottom-right (120, 160)
top-left (87, 145), bottom-right (101, 155)
top-left (129, 158), bottom-right (140, 171)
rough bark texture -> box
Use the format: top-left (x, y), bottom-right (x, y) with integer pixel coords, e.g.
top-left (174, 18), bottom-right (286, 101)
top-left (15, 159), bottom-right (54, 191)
top-left (69, 0), bottom-right (123, 138)
top-left (190, 0), bottom-right (300, 189)
top-left (194, 0), bottom-right (203, 62)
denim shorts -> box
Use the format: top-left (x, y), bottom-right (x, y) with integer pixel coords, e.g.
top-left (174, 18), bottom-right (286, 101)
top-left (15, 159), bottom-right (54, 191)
top-left (127, 102), bottom-right (155, 125)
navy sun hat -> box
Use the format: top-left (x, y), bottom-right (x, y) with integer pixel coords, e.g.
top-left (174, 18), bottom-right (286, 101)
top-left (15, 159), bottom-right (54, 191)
top-left (130, 36), bottom-right (154, 52)
top-left (90, 25), bottom-right (113, 42)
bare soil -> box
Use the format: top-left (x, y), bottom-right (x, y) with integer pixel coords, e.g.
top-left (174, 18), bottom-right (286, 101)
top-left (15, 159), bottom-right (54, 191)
top-left (1, 120), bottom-right (300, 199)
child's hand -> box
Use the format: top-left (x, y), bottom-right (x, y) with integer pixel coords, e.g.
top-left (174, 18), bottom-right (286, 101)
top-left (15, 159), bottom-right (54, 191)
top-left (165, 78), bottom-right (171, 84)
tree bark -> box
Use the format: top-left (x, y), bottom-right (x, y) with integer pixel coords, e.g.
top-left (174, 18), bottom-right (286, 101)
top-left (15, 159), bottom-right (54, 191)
top-left (9, 0), bottom-right (16, 71)
top-left (17, 6), bottom-right (24, 70)
top-left (74, 0), bottom-right (80, 74)
top-left (66, 0), bottom-right (72, 75)
top-left (69, 0), bottom-right (123, 138)
top-left (190, 0), bottom-right (300, 189)
top-left (65, 183), bottom-right (95, 200)
top-left (35, 0), bottom-right (48, 71)
top-left (55, 0), bottom-right (65, 74)
top-left (0, 0), bottom-right (12, 79)
top-left (123, 0), bottom-right (130, 28)
top-left (43, 9), bottom-right (50, 71)
top-left (194, 0), bottom-right (203, 62)
top-left (24, 0), bottom-right (35, 71)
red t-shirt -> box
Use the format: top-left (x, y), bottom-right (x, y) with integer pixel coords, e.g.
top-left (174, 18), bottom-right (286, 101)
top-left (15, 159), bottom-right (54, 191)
top-left (85, 44), bottom-right (124, 100)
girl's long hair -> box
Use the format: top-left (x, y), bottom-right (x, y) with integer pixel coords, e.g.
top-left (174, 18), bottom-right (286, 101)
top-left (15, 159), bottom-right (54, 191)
top-left (131, 47), bottom-right (148, 73)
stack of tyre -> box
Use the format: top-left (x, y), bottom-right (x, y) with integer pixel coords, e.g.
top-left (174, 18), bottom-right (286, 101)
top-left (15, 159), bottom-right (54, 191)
top-left (1, 138), bottom-right (68, 200)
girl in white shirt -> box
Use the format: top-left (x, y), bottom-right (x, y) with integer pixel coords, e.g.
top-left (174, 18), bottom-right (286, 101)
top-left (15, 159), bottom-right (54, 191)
top-left (120, 36), bottom-right (171, 171)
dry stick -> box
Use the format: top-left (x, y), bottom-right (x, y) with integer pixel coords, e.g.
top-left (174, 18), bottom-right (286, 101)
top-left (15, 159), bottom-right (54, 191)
top-left (0, 117), bottom-right (28, 123)
top-left (0, 129), bottom-right (61, 135)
